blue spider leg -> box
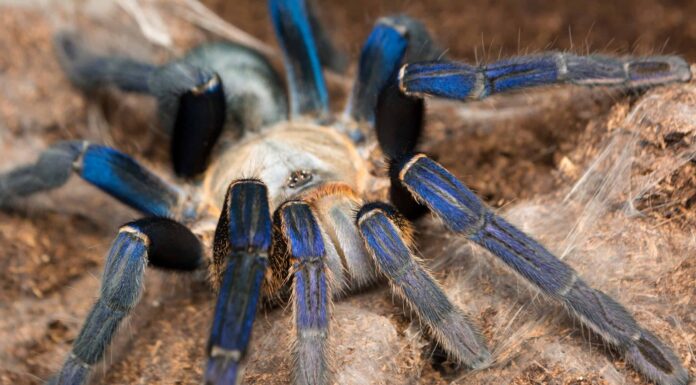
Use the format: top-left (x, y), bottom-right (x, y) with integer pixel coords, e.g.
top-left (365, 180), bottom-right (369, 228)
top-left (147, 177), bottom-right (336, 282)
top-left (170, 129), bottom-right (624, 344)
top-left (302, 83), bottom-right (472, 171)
top-left (206, 180), bottom-right (272, 385)
top-left (278, 201), bottom-right (331, 385)
top-left (395, 154), bottom-right (689, 385)
top-left (54, 31), bottom-right (155, 93)
top-left (0, 141), bottom-right (182, 218)
top-left (49, 217), bottom-right (203, 385)
top-left (345, 18), bottom-right (408, 129)
top-left (269, 0), bottom-right (329, 118)
top-left (400, 53), bottom-right (692, 100)
top-left (356, 202), bottom-right (491, 369)
top-left (346, 15), bottom-right (443, 143)
top-left (347, 16), bottom-right (438, 218)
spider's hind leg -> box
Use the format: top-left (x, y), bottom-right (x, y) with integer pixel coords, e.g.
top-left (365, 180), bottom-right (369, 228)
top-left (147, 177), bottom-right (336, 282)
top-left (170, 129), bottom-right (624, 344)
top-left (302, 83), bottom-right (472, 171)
top-left (400, 53), bottom-right (692, 100)
top-left (0, 141), bottom-right (182, 218)
top-left (269, 0), bottom-right (329, 119)
top-left (50, 217), bottom-right (203, 385)
top-left (394, 153), bottom-right (689, 385)
top-left (357, 202), bottom-right (491, 370)
top-left (54, 31), bottom-right (155, 93)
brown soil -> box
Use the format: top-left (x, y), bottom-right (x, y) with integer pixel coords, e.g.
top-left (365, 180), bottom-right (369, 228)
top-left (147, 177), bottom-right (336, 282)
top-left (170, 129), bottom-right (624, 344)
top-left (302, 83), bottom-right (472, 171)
top-left (1, 1), bottom-right (694, 385)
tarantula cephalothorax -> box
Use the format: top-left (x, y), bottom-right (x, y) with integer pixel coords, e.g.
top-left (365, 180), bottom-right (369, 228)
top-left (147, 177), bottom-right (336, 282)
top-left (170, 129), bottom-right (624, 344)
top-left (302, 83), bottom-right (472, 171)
top-left (0, 1), bottom-right (692, 384)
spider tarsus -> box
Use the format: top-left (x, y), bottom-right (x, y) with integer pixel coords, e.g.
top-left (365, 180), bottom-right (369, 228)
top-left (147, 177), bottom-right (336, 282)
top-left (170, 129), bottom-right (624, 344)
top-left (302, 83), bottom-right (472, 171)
top-left (626, 330), bottom-right (689, 385)
top-left (357, 203), bottom-right (491, 370)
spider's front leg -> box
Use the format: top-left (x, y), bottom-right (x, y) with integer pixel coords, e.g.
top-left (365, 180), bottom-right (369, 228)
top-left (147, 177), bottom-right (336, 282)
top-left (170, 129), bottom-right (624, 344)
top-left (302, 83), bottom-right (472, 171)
top-left (0, 141), bottom-right (182, 217)
top-left (50, 218), bottom-right (203, 385)
top-left (207, 182), bottom-right (334, 385)
top-left (206, 180), bottom-right (272, 384)
top-left (393, 153), bottom-right (689, 385)
top-left (400, 52), bottom-right (691, 100)
top-left (356, 202), bottom-right (491, 369)
top-left (276, 201), bottom-right (332, 385)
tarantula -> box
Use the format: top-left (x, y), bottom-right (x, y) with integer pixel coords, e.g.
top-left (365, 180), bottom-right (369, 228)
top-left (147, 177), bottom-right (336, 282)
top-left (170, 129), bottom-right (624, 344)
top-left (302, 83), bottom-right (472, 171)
top-left (0, 0), bottom-right (691, 384)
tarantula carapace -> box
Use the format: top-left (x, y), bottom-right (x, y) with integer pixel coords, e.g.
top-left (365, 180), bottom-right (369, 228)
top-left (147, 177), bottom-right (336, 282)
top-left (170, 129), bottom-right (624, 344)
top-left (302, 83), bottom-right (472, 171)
top-left (0, 0), bottom-right (691, 384)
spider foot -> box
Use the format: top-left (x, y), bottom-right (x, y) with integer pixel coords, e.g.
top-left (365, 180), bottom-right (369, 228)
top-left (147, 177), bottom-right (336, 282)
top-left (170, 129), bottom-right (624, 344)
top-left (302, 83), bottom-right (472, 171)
top-left (277, 201), bottom-right (332, 385)
top-left (357, 202), bottom-right (491, 369)
top-left (627, 329), bottom-right (689, 385)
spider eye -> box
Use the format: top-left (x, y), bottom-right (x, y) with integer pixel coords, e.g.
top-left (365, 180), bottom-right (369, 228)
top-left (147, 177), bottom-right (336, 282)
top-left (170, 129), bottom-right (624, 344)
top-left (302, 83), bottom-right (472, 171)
top-left (287, 170), bottom-right (313, 189)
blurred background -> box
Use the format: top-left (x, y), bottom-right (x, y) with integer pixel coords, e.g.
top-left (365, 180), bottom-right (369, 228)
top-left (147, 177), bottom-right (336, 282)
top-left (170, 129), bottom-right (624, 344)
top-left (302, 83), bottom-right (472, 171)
top-left (210, 0), bottom-right (696, 62)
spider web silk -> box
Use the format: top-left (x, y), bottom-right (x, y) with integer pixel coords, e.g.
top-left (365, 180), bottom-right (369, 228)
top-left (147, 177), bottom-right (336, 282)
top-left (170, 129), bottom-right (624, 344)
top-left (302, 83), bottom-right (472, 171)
top-left (420, 86), bottom-right (696, 384)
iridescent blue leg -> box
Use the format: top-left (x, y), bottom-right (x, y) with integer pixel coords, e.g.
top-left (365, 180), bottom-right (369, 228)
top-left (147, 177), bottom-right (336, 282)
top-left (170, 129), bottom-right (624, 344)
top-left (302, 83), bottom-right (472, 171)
top-left (395, 154), bottom-right (689, 385)
top-left (345, 18), bottom-right (409, 129)
top-left (49, 218), bottom-right (203, 385)
top-left (0, 141), bottom-right (181, 217)
top-left (277, 201), bottom-right (331, 385)
top-left (269, 0), bottom-right (329, 118)
top-left (400, 53), bottom-right (692, 100)
top-left (346, 15), bottom-right (442, 139)
top-left (205, 180), bottom-right (272, 385)
top-left (356, 202), bottom-right (490, 369)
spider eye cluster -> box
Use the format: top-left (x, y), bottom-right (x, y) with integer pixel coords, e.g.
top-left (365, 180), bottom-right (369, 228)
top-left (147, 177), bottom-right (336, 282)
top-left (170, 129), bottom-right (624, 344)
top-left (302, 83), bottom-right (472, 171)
top-left (287, 169), bottom-right (313, 188)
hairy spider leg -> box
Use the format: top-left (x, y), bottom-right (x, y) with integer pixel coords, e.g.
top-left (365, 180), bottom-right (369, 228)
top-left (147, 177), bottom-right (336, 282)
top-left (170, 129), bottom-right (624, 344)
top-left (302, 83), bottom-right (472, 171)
top-left (168, 73), bottom-right (226, 177)
top-left (49, 218), bottom-right (203, 385)
top-left (0, 141), bottom-right (182, 218)
top-left (395, 154), bottom-right (689, 385)
top-left (356, 202), bottom-right (491, 369)
top-left (345, 18), bottom-right (408, 130)
top-left (54, 32), bottom-right (224, 178)
top-left (54, 31), bottom-right (156, 93)
top-left (206, 180), bottom-right (272, 385)
top-left (400, 53), bottom-right (692, 100)
top-left (347, 15), bottom-right (444, 131)
top-left (269, 0), bottom-right (329, 118)
top-left (55, 33), bottom-right (291, 178)
top-left (277, 201), bottom-right (332, 385)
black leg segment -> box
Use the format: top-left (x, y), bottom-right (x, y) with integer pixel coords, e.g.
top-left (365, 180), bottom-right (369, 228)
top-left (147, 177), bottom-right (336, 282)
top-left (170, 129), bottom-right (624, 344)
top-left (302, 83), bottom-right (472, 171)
top-left (49, 217), bottom-right (202, 385)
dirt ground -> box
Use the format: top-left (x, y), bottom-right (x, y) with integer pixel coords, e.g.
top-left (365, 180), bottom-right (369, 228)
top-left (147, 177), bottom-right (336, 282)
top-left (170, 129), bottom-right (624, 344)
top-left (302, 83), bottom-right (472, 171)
top-left (0, 1), bottom-right (694, 385)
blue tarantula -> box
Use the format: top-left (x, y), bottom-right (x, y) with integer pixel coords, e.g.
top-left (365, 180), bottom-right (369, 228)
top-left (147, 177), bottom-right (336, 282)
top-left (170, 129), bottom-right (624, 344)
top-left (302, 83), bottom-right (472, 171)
top-left (0, 1), bottom-right (691, 384)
